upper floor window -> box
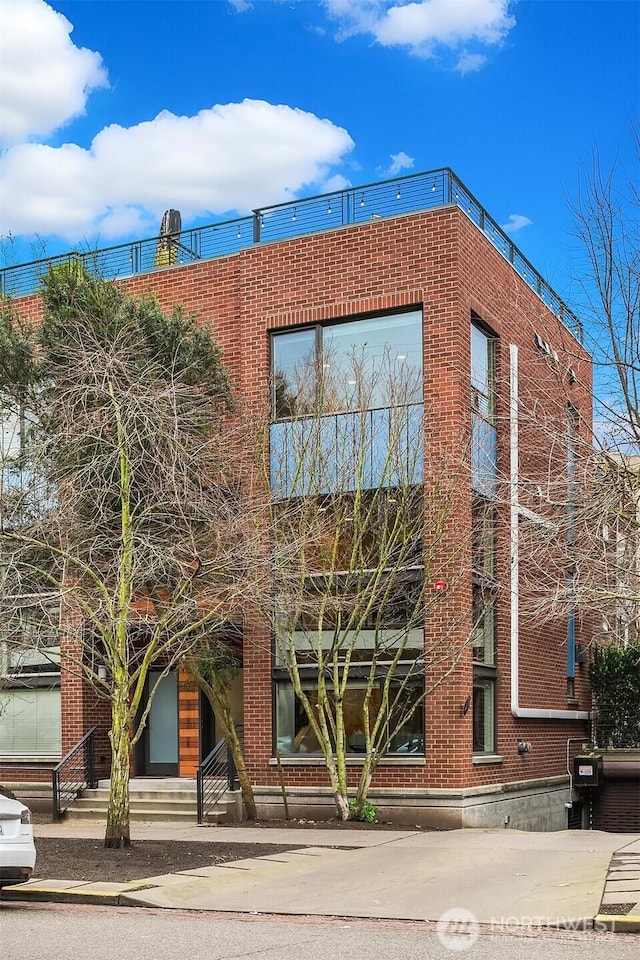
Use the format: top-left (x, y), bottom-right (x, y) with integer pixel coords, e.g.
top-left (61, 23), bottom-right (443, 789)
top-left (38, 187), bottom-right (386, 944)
top-left (470, 319), bottom-right (498, 754)
top-left (1, 401), bottom-right (30, 512)
top-left (272, 310), bottom-right (423, 420)
top-left (471, 322), bottom-right (495, 422)
top-left (471, 319), bottom-right (497, 498)
top-left (0, 602), bottom-right (60, 679)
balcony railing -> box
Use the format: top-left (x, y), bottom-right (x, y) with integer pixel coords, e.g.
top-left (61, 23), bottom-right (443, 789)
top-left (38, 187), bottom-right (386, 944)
top-left (271, 403), bottom-right (424, 498)
top-left (0, 167), bottom-right (582, 341)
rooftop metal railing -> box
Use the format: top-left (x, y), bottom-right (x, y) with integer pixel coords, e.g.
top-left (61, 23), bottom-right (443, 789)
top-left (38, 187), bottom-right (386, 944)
top-left (0, 167), bottom-right (582, 340)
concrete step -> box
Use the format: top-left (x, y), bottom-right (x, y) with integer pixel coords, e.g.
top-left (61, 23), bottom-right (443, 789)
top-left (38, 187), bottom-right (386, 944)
top-left (82, 788), bottom-right (202, 804)
top-left (64, 804), bottom-right (231, 823)
top-left (72, 797), bottom-right (198, 814)
top-left (63, 782), bottom-right (238, 824)
top-left (98, 778), bottom-right (200, 792)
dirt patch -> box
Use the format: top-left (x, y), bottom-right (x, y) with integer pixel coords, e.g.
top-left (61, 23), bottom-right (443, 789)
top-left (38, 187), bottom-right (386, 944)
top-left (29, 816), bottom-right (427, 883)
top-left (214, 817), bottom-right (433, 831)
top-left (32, 837), bottom-right (305, 883)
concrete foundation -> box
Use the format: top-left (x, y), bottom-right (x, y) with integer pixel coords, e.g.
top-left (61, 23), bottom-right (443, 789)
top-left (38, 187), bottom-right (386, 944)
top-left (253, 775), bottom-right (573, 831)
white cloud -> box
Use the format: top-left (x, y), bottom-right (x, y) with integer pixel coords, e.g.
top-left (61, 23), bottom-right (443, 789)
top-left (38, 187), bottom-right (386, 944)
top-left (0, 0), bottom-right (108, 148)
top-left (455, 51), bottom-right (487, 74)
top-left (388, 151), bottom-right (415, 175)
top-left (0, 100), bottom-right (355, 242)
top-left (324, 0), bottom-right (515, 61)
top-left (323, 173), bottom-right (353, 193)
top-left (501, 214), bottom-right (533, 234)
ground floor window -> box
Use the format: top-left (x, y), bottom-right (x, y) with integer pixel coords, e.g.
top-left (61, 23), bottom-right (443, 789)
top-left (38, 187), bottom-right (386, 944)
top-left (274, 677), bottom-right (424, 756)
top-left (472, 672), bottom-right (496, 753)
top-left (0, 601), bottom-right (62, 757)
top-left (472, 574), bottom-right (497, 754)
top-left (0, 685), bottom-right (61, 756)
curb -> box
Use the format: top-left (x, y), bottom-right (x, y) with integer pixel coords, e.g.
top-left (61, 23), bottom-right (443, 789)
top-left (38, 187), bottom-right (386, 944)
top-left (5, 884), bottom-right (640, 934)
top-left (1, 882), bottom-right (156, 907)
top-left (595, 913), bottom-right (640, 934)
top-left (5, 885), bottom-right (640, 934)
top-left (2, 887), bottom-right (124, 906)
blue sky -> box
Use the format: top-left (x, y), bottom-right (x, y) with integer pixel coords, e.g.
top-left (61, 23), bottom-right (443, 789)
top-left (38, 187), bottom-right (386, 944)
top-left (0, 0), bottom-right (638, 323)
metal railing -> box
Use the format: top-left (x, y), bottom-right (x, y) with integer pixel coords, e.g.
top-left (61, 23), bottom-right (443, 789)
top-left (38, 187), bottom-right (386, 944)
top-left (196, 736), bottom-right (238, 824)
top-left (51, 726), bottom-right (97, 820)
top-left (0, 167), bottom-right (582, 341)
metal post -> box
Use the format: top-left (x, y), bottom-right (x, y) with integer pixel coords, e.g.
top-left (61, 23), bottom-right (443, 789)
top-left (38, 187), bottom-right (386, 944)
top-left (87, 730), bottom-right (96, 789)
top-left (196, 769), bottom-right (203, 824)
top-left (51, 769), bottom-right (60, 821)
top-left (252, 212), bottom-right (261, 243)
top-left (227, 745), bottom-right (238, 791)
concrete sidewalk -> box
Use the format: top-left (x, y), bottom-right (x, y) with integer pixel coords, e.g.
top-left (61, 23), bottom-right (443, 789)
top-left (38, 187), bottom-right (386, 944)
top-left (4, 821), bottom-right (640, 933)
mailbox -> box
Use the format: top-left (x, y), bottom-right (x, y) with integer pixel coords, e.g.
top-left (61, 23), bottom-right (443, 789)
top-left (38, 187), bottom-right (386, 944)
top-left (574, 754), bottom-right (604, 786)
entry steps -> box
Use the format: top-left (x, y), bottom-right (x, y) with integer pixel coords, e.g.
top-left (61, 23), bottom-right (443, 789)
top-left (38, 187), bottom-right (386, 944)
top-left (64, 778), bottom-right (239, 824)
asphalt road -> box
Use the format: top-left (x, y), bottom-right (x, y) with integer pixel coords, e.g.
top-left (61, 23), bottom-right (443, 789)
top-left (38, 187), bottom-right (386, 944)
top-left (1, 902), bottom-right (638, 960)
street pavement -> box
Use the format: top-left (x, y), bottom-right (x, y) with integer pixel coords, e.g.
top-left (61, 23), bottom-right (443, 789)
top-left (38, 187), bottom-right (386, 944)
top-left (3, 820), bottom-right (639, 934)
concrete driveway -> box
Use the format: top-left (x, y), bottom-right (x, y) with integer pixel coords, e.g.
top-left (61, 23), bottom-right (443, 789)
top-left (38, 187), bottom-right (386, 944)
top-left (115, 828), bottom-right (639, 929)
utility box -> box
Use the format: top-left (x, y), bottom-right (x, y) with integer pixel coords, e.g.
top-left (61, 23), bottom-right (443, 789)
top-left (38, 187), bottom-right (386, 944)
top-left (574, 754), bottom-right (604, 786)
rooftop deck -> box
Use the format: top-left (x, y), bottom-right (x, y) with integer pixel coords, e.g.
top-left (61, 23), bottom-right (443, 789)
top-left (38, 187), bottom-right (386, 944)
top-left (0, 167), bottom-right (581, 340)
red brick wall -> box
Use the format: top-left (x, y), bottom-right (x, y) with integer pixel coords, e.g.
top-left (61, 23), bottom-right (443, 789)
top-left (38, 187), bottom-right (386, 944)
top-left (10, 206), bottom-right (592, 794)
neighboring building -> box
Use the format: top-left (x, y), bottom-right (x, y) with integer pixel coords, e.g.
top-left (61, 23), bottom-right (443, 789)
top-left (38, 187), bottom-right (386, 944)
top-left (598, 454), bottom-right (640, 646)
top-left (1, 406), bottom-right (62, 761)
top-left (0, 168), bottom-right (594, 829)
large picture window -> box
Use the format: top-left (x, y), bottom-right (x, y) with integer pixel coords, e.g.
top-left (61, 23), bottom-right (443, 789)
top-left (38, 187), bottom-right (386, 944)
top-left (271, 311), bottom-right (424, 497)
top-left (275, 679), bottom-right (424, 756)
top-left (273, 566), bottom-right (426, 758)
top-left (270, 310), bottom-right (426, 761)
top-left (272, 310), bottom-right (423, 419)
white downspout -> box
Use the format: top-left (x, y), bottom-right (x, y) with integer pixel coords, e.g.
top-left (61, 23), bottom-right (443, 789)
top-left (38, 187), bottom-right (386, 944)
top-left (509, 343), bottom-right (589, 720)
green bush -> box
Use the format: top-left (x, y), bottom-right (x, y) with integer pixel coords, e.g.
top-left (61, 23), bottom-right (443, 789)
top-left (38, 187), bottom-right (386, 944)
top-left (589, 642), bottom-right (640, 748)
top-left (349, 799), bottom-right (378, 823)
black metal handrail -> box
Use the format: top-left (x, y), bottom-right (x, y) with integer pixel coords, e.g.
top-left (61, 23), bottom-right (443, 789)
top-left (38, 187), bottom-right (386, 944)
top-left (196, 736), bottom-right (238, 824)
top-left (0, 167), bottom-right (581, 341)
top-left (51, 726), bottom-right (97, 820)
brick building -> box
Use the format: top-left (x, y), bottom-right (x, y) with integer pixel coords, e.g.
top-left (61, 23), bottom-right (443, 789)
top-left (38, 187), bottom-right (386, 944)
top-left (0, 169), bottom-right (593, 828)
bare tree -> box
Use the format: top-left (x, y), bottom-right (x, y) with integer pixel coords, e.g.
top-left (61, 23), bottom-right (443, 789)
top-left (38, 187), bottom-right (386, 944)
top-left (183, 630), bottom-right (257, 820)
top-left (0, 262), bottom-right (258, 846)
top-left (264, 349), bottom-right (474, 820)
top-left (499, 135), bottom-right (640, 646)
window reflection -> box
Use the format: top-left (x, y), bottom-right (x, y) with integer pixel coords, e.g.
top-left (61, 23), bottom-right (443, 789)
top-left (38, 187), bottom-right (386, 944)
top-left (272, 310), bottom-right (422, 420)
top-left (273, 328), bottom-right (316, 419)
top-left (275, 681), bottom-right (424, 756)
top-left (270, 404), bottom-right (424, 497)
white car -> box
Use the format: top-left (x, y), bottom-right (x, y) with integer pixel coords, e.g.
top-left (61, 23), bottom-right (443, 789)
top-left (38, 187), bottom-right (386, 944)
top-left (0, 789), bottom-right (37, 886)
